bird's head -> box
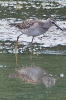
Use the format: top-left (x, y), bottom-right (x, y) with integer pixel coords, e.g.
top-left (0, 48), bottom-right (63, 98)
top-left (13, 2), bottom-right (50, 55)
top-left (48, 17), bottom-right (63, 31)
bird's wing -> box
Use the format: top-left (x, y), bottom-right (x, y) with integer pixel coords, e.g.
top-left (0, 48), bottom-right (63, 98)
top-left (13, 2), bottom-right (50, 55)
top-left (10, 19), bottom-right (43, 29)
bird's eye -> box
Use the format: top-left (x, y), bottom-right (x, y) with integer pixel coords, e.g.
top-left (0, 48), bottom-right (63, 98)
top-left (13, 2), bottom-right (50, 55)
top-left (51, 21), bottom-right (54, 23)
top-left (49, 20), bottom-right (54, 24)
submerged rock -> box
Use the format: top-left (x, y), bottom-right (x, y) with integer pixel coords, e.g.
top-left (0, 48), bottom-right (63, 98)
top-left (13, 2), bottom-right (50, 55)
top-left (11, 64), bottom-right (56, 87)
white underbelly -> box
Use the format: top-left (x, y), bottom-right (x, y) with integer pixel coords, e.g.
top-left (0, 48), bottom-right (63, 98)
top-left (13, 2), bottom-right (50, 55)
top-left (22, 28), bottom-right (44, 37)
top-left (21, 23), bottom-right (45, 37)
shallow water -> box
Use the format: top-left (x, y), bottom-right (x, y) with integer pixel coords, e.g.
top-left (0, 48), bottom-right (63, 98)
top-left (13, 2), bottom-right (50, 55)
top-left (0, 0), bottom-right (66, 61)
top-left (0, 0), bottom-right (66, 55)
top-left (0, 20), bottom-right (66, 55)
top-left (0, 1), bottom-right (66, 99)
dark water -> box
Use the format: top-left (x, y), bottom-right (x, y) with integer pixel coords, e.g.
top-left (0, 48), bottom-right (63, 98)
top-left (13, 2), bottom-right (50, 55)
top-left (0, 0), bottom-right (66, 54)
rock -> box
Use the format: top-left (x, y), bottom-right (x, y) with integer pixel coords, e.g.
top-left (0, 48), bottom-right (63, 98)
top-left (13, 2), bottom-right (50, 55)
top-left (11, 64), bottom-right (56, 87)
top-left (42, 76), bottom-right (56, 87)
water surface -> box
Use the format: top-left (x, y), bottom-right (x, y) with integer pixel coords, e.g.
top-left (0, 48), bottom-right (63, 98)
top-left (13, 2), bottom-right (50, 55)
top-left (0, 1), bottom-right (66, 100)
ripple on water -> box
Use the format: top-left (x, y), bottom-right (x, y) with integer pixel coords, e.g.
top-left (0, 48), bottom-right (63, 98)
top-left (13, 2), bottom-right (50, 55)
top-left (0, 65), bottom-right (6, 68)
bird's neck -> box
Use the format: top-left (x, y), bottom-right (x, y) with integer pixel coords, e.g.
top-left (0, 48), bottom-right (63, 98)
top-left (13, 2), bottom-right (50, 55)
top-left (43, 23), bottom-right (51, 29)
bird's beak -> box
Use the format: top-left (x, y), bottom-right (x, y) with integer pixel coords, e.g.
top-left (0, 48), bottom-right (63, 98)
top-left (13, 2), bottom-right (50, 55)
top-left (52, 22), bottom-right (63, 31)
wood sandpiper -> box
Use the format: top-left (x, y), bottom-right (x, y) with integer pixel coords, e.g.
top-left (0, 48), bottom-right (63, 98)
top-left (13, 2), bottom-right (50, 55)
top-left (10, 18), bottom-right (63, 66)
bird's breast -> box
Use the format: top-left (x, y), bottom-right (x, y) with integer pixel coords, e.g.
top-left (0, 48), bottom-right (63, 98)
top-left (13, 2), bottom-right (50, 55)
top-left (21, 23), bottom-right (47, 37)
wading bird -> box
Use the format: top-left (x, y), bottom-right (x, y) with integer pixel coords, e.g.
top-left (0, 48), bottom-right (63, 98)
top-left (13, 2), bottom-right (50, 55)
top-left (10, 18), bottom-right (63, 67)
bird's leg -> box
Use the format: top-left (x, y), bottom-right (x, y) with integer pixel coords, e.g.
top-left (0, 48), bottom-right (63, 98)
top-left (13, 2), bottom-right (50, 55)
top-left (15, 33), bottom-right (23, 67)
top-left (30, 36), bottom-right (34, 60)
top-left (15, 36), bottom-right (20, 67)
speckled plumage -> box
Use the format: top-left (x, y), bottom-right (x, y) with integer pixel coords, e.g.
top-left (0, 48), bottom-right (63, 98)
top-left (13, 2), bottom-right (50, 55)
top-left (10, 18), bottom-right (63, 37)
top-left (10, 18), bottom-right (57, 37)
top-left (10, 19), bottom-right (43, 29)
